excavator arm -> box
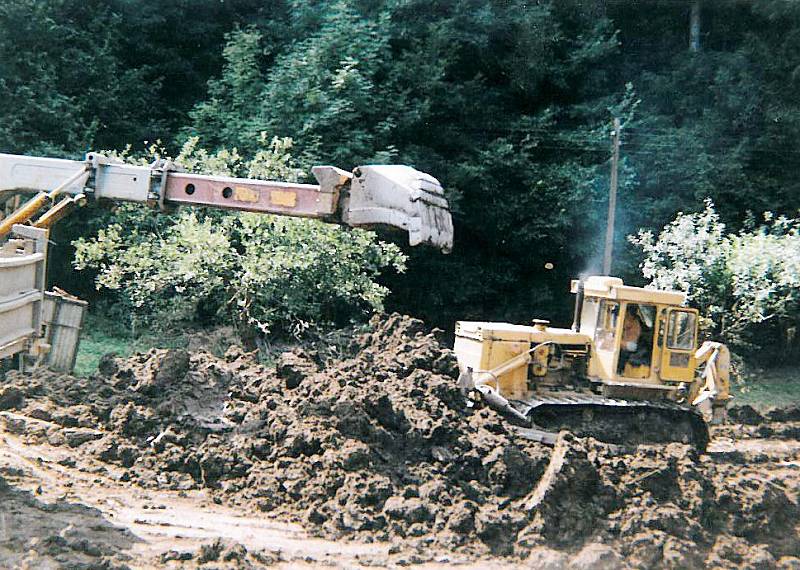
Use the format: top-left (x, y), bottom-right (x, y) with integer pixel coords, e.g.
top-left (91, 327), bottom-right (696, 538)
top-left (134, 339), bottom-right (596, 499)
top-left (0, 150), bottom-right (453, 374)
top-left (0, 152), bottom-right (453, 252)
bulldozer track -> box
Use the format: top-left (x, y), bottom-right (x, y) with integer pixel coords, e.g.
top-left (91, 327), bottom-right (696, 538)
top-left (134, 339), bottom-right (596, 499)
top-left (511, 393), bottom-right (710, 451)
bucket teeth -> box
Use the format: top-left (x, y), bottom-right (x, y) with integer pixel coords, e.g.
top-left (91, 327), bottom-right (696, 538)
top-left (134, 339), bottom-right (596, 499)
top-left (342, 165), bottom-right (454, 253)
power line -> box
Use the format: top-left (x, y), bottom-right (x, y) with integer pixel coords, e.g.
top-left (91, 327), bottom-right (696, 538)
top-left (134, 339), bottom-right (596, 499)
top-left (432, 125), bottom-right (800, 158)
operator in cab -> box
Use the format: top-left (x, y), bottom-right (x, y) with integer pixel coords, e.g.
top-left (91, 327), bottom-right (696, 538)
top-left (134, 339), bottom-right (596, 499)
top-left (618, 305), bottom-right (653, 377)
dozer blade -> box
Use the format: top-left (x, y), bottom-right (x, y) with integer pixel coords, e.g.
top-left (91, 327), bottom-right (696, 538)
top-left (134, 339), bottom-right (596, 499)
top-left (327, 165), bottom-right (453, 253)
top-left (511, 394), bottom-right (710, 452)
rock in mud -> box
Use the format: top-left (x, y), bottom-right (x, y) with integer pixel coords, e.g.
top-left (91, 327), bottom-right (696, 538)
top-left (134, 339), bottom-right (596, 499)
top-left (0, 385), bottom-right (23, 410)
top-left (276, 350), bottom-right (318, 389)
top-left (155, 349), bottom-right (190, 383)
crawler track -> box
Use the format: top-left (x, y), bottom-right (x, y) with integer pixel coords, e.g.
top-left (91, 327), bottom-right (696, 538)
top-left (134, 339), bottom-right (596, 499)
top-left (512, 394), bottom-right (710, 451)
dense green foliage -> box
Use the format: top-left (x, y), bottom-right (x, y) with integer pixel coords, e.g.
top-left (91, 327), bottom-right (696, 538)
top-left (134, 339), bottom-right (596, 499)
top-left (72, 139), bottom-right (405, 337)
top-left (0, 0), bottom-right (155, 154)
top-left (188, 1), bottom-right (627, 326)
top-left (0, 0), bottom-right (274, 154)
top-left (631, 202), bottom-right (800, 359)
top-left (3, 1), bottom-right (800, 353)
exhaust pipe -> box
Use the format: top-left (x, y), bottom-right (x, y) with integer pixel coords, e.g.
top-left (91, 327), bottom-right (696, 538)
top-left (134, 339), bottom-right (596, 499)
top-left (571, 279), bottom-right (585, 332)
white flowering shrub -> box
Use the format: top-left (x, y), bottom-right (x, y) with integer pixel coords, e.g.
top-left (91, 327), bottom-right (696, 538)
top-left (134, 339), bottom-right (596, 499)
top-left (630, 200), bottom-right (800, 355)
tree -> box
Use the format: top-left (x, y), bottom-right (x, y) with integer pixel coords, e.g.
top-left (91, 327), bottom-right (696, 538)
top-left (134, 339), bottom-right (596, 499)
top-left (190, 3), bottom-right (395, 166)
top-left (72, 137), bottom-right (406, 339)
top-left (6, 0), bottom-right (800, 348)
top-left (0, 0), bottom-right (160, 154)
top-left (608, 0), bottom-right (800, 242)
top-left (187, 0), bottom-right (623, 328)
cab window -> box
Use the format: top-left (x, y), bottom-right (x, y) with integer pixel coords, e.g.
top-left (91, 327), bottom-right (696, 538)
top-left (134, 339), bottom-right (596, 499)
top-left (667, 311), bottom-right (696, 350)
top-left (594, 300), bottom-right (619, 351)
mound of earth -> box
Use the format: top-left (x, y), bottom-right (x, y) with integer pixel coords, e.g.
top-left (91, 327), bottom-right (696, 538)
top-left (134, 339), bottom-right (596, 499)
top-left (2, 313), bottom-right (800, 567)
top-left (716, 404), bottom-right (800, 441)
top-left (2, 315), bottom-right (552, 556)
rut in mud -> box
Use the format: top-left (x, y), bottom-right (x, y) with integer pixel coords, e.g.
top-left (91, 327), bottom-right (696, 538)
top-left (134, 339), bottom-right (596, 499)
top-left (1, 313), bottom-right (799, 568)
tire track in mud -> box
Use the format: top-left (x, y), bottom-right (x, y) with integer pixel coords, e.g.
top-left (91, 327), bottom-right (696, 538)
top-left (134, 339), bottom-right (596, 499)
top-left (0, 431), bottom-right (453, 569)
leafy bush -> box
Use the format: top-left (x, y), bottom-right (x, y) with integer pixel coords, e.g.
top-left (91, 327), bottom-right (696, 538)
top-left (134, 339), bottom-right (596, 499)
top-left (73, 136), bottom-right (406, 339)
top-left (630, 200), bottom-right (800, 357)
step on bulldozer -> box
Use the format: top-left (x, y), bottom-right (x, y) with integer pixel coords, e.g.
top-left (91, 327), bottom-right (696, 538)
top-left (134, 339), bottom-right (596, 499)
top-left (455, 276), bottom-right (731, 450)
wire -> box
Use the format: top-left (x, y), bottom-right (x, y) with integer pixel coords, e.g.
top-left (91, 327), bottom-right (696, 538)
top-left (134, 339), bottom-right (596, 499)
top-left (431, 124), bottom-right (800, 159)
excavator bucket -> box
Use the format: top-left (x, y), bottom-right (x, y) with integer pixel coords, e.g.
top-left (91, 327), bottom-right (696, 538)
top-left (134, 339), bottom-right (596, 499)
top-left (314, 165), bottom-right (453, 253)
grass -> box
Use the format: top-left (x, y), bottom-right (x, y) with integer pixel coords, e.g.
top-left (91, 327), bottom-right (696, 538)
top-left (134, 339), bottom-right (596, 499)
top-left (730, 366), bottom-right (800, 410)
top-left (73, 312), bottom-right (186, 377)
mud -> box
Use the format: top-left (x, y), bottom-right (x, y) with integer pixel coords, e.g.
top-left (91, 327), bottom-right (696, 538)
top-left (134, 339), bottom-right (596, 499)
top-left (2, 313), bottom-right (800, 568)
top-left (0, 472), bottom-right (138, 569)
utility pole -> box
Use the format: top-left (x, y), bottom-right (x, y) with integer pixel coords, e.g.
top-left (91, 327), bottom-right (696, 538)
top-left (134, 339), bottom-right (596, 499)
top-left (690, 0), bottom-right (701, 52)
top-left (603, 117), bottom-right (621, 276)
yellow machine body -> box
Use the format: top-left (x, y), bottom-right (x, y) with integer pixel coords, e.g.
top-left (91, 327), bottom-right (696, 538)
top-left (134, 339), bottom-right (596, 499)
top-left (454, 321), bottom-right (591, 400)
top-left (454, 276), bottom-right (726, 410)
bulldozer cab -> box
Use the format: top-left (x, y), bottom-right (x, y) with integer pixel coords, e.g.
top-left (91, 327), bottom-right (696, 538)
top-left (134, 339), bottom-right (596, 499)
top-left (574, 277), bottom-right (699, 386)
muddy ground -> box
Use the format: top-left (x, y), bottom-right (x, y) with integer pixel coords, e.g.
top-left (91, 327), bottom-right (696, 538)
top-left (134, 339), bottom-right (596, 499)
top-left (0, 314), bottom-right (799, 569)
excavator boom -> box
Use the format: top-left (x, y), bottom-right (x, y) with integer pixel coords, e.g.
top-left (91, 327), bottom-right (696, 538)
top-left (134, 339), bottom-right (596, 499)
top-left (0, 152), bottom-right (454, 252)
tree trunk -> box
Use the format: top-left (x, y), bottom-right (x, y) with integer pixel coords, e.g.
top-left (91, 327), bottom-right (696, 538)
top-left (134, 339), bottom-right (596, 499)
top-left (690, 1), bottom-right (701, 52)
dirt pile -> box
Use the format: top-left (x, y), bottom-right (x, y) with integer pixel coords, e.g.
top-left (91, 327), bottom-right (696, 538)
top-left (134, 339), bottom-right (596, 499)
top-left (0, 474), bottom-right (135, 569)
top-left (2, 315), bottom-right (552, 555)
top-left (592, 440), bottom-right (798, 569)
top-left (717, 404), bottom-right (800, 441)
top-left (2, 313), bottom-right (800, 567)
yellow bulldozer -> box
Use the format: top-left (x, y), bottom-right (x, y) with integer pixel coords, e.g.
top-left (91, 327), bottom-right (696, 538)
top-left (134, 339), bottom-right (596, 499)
top-left (455, 275), bottom-right (731, 450)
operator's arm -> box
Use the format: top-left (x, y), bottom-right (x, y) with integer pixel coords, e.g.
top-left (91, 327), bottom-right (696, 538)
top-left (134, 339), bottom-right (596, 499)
top-left (0, 152), bottom-right (453, 252)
